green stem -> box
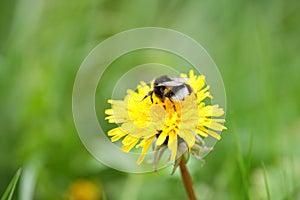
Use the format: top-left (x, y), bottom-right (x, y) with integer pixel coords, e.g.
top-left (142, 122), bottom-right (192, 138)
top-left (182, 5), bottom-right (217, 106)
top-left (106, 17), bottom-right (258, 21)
top-left (179, 159), bottom-right (197, 200)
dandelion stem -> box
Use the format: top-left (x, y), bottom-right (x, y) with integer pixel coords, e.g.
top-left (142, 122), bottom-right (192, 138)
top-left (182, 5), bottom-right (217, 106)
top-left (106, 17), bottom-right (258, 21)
top-left (179, 159), bottom-right (197, 200)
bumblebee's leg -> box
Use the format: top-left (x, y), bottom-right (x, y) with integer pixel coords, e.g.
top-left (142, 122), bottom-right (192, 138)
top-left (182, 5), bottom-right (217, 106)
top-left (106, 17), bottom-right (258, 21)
top-left (186, 83), bottom-right (193, 94)
top-left (149, 91), bottom-right (154, 103)
top-left (164, 89), bottom-right (177, 109)
top-left (165, 89), bottom-right (176, 102)
top-left (170, 99), bottom-right (177, 111)
top-left (165, 93), bottom-right (177, 111)
top-left (141, 91), bottom-right (154, 103)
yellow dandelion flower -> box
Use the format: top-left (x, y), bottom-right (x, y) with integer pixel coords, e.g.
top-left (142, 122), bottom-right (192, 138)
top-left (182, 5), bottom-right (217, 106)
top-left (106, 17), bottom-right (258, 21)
top-left (65, 180), bottom-right (101, 200)
top-left (105, 70), bottom-right (226, 167)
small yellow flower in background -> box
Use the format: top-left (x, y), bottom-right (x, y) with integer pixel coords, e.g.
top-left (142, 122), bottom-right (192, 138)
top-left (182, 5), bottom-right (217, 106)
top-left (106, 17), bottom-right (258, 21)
top-left (105, 70), bottom-right (226, 169)
top-left (65, 179), bottom-right (102, 200)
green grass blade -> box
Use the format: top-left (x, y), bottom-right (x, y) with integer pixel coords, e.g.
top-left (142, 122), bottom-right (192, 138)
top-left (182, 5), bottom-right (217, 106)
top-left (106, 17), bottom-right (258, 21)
top-left (102, 191), bottom-right (107, 200)
top-left (1, 168), bottom-right (22, 200)
top-left (262, 162), bottom-right (271, 200)
top-left (233, 129), bottom-right (250, 198)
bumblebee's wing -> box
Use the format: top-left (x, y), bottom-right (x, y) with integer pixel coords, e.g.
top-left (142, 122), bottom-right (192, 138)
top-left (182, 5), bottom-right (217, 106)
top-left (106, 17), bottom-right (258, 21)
top-left (157, 77), bottom-right (189, 87)
top-left (169, 85), bottom-right (192, 100)
top-left (157, 81), bottom-right (182, 87)
top-left (170, 77), bottom-right (189, 83)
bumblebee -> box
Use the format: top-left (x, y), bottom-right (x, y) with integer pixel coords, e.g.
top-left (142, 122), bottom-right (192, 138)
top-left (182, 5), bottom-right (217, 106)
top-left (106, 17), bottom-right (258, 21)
top-left (143, 75), bottom-right (193, 103)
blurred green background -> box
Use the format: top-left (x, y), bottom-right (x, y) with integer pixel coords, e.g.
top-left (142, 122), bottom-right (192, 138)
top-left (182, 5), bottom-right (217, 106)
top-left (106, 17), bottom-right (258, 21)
top-left (1, 0), bottom-right (300, 199)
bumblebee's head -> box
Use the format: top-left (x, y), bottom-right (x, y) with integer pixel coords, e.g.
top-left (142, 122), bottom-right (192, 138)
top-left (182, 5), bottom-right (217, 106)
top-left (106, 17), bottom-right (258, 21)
top-left (153, 76), bottom-right (171, 99)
